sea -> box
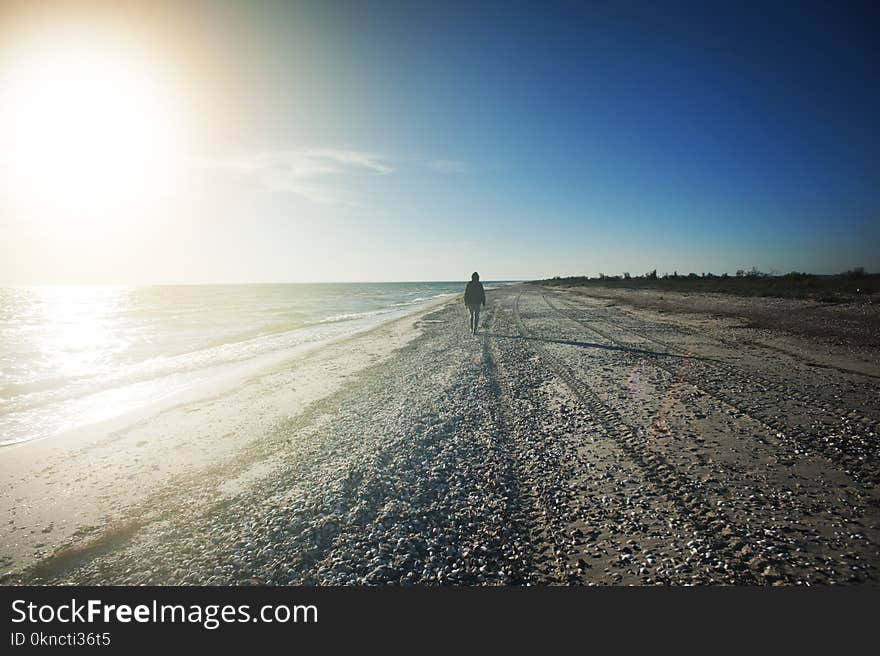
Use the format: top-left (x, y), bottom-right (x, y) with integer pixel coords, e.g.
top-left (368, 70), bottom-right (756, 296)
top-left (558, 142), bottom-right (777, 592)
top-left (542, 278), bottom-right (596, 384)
top-left (0, 282), bottom-right (491, 447)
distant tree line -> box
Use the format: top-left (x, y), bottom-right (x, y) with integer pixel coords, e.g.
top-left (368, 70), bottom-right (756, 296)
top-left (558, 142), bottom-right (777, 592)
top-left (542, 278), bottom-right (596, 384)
top-left (541, 265), bottom-right (877, 301)
top-left (548, 265), bottom-right (873, 282)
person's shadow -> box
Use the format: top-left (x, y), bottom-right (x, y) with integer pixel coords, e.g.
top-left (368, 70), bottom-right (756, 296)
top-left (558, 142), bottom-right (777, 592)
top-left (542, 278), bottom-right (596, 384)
top-left (481, 332), bottom-right (709, 361)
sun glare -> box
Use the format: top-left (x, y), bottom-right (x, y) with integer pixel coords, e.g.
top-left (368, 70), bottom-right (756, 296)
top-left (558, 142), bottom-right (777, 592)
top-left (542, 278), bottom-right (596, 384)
top-left (1, 24), bottom-right (191, 218)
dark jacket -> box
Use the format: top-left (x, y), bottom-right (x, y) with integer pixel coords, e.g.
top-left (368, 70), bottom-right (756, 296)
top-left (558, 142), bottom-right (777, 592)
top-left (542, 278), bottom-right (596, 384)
top-left (464, 280), bottom-right (486, 306)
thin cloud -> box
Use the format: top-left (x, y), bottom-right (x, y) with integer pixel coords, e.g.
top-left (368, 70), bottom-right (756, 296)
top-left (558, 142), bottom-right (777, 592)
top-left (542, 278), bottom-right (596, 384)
top-left (215, 147), bottom-right (393, 204)
top-left (214, 147), bottom-right (469, 204)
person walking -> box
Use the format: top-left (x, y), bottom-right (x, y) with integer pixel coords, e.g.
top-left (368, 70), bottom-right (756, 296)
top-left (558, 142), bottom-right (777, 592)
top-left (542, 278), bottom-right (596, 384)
top-left (464, 272), bottom-right (486, 335)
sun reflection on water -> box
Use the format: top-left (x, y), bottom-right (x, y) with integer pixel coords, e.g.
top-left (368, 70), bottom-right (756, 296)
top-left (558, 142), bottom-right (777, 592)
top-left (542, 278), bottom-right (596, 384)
top-left (30, 285), bottom-right (127, 379)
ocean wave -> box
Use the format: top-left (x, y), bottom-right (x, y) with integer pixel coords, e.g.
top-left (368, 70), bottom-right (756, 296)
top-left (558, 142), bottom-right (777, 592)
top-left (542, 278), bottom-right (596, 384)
top-left (317, 309), bottom-right (392, 324)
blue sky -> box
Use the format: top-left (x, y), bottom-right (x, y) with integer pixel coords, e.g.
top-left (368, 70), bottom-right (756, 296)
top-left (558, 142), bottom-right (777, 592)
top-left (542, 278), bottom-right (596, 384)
top-left (1, 0), bottom-right (877, 282)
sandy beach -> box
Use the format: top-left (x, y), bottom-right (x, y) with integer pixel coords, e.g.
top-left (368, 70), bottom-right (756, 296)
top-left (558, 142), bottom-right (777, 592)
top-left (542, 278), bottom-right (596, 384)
top-left (3, 284), bottom-right (879, 585)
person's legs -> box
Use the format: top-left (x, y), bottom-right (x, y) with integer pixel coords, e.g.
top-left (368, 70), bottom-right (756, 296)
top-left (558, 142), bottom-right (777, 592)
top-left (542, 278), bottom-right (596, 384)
top-left (467, 304), bottom-right (480, 334)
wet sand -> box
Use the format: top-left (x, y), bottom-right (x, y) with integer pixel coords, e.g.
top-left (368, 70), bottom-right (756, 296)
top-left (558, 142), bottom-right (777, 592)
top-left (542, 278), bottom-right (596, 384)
top-left (3, 284), bottom-right (879, 584)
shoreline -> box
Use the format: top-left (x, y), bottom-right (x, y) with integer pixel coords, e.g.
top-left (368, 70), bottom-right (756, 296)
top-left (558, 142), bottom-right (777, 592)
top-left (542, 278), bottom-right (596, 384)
top-left (0, 293), bottom-right (457, 579)
top-left (0, 290), bottom-right (461, 449)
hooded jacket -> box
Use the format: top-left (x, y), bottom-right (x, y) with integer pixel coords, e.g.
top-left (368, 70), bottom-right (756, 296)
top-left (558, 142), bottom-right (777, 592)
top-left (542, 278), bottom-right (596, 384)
top-left (464, 280), bottom-right (486, 306)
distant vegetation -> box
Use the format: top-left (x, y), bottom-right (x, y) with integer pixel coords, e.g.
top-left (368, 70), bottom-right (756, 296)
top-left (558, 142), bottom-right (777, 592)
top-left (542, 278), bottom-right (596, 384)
top-left (537, 267), bottom-right (879, 302)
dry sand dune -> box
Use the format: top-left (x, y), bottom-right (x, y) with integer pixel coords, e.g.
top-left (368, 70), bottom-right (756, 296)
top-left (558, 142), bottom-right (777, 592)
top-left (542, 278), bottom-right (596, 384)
top-left (5, 284), bottom-right (879, 585)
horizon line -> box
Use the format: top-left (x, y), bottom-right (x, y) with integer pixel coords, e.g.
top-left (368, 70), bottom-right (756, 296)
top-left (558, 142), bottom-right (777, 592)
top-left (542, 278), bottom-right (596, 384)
top-left (2, 268), bottom-right (875, 286)
top-left (0, 279), bottom-right (529, 287)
